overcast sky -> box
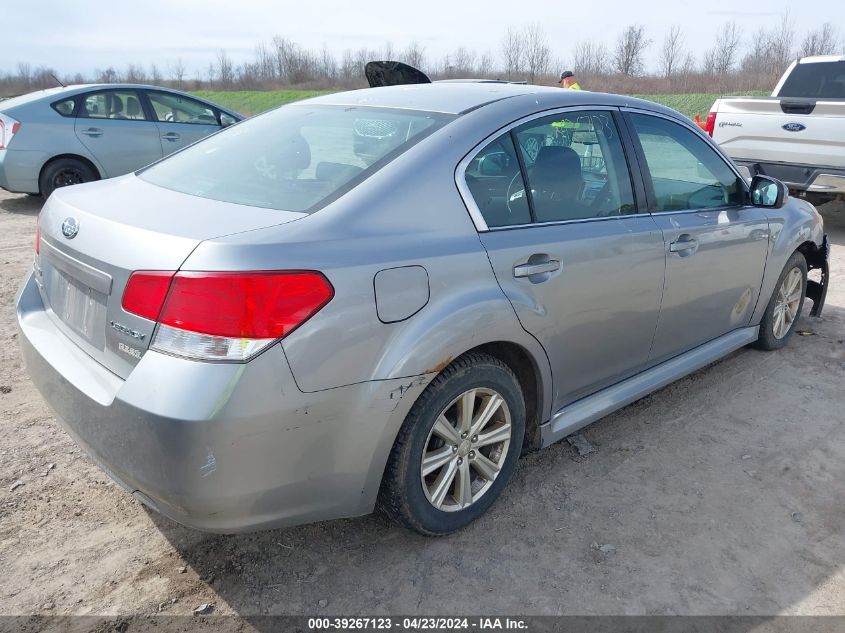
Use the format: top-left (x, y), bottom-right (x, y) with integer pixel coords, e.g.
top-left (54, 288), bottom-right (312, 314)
top-left (2, 0), bottom-right (842, 78)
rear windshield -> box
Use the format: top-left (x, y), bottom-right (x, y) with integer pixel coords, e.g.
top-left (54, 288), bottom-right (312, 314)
top-left (778, 61), bottom-right (845, 98)
top-left (139, 104), bottom-right (453, 212)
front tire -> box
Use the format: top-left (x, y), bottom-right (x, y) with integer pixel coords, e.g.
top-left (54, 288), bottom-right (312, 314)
top-left (754, 251), bottom-right (807, 351)
top-left (379, 353), bottom-right (525, 535)
top-left (39, 158), bottom-right (98, 199)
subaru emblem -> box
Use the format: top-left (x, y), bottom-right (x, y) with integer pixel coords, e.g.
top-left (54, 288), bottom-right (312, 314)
top-left (61, 217), bottom-right (79, 239)
top-left (782, 122), bottom-right (806, 132)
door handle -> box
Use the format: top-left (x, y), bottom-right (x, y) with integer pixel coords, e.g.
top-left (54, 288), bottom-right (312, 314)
top-left (513, 259), bottom-right (561, 278)
top-left (161, 132), bottom-right (181, 141)
top-left (80, 128), bottom-right (103, 137)
top-left (669, 235), bottom-right (699, 253)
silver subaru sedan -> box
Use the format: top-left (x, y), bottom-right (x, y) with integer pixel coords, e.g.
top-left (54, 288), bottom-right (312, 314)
top-left (16, 82), bottom-right (829, 535)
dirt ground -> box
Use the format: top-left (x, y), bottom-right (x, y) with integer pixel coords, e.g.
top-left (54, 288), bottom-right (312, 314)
top-left (1, 189), bottom-right (844, 618)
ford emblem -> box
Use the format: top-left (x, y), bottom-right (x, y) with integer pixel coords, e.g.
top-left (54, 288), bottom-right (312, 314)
top-left (61, 217), bottom-right (79, 239)
top-left (782, 122), bottom-right (806, 132)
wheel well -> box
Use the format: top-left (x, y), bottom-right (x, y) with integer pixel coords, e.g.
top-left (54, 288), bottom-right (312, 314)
top-left (796, 240), bottom-right (823, 270)
top-left (38, 154), bottom-right (102, 193)
top-left (464, 342), bottom-right (544, 454)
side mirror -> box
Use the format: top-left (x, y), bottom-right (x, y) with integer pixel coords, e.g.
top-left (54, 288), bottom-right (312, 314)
top-left (220, 113), bottom-right (237, 128)
top-left (749, 175), bottom-right (787, 209)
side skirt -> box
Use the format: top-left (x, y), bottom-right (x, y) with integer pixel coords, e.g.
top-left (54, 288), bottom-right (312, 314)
top-left (539, 326), bottom-right (760, 448)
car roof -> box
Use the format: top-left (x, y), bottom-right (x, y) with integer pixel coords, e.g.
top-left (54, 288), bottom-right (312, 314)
top-left (796, 55), bottom-right (845, 64)
top-left (302, 83), bottom-right (676, 117)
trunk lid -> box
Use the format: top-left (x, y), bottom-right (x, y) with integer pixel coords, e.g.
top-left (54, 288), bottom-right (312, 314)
top-left (36, 175), bottom-right (306, 379)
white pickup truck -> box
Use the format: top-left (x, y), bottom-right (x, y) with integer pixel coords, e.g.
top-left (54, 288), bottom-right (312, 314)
top-left (707, 56), bottom-right (845, 205)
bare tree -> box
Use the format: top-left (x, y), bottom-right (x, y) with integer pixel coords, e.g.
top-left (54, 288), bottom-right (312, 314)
top-left (16, 62), bottom-right (32, 87)
top-left (660, 24), bottom-right (683, 77)
top-left (501, 26), bottom-right (525, 79)
top-left (402, 41), bottom-right (426, 70)
top-left (477, 50), bottom-right (495, 77)
top-left (169, 58), bottom-right (186, 87)
top-left (96, 67), bottom-right (119, 83)
top-left (799, 22), bottom-right (840, 57)
top-left (149, 63), bottom-right (162, 84)
top-left (216, 49), bottom-right (234, 86)
top-left (523, 23), bottom-right (551, 83)
top-left (704, 21), bottom-right (743, 76)
top-left (613, 25), bottom-right (651, 76)
top-left (383, 41), bottom-right (395, 61)
top-left (451, 47), bottom-right (477, 76)
top-left (572, 41), bottom-right (609, 77)
top-left (340, 49), bottom-right (357, 80)
top-left (770, 11), bottom-right (796, 71)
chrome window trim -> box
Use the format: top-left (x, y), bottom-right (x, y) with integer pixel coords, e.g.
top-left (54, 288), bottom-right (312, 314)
top-left (455, 105), bottom-right (623, 233)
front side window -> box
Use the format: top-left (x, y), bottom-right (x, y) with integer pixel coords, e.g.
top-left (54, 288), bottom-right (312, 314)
top-left (140, 105), bottom-right (452, 213)
top-left (147, 91), bottom-right (218, 125)
top-left (513, 111), bottom-right (636, 223)
top-left (629, 113), bottom-right (743, 212)
top-left (82, 91), bottom-right (147, 120)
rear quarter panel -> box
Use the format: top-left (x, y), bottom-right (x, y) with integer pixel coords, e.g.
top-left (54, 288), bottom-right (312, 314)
top-left (3, 99), bottom-right (102, 189)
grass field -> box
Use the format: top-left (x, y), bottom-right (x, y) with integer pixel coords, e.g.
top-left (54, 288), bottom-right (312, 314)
top-left (196, 89), bottom-right (768, 119)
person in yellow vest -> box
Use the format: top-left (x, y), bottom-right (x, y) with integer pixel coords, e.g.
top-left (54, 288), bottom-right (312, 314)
top-left (558, 70), bottom-right (581, 90)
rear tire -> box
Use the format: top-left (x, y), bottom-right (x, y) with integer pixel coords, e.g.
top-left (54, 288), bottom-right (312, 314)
top-left (379, 353), bottom-right (525, 536)
top-left (753, 252), bottom-right (807, 351)
top-left (39, 158), bottom-right (98, 199)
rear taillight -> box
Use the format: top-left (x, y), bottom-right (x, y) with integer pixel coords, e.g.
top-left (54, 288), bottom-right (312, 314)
top-left (122, 270), bottom-right (334, 361)
top-left (704, 111), bottom-right (717, 137)
top-left (0, 113), bottom-right (21, 149)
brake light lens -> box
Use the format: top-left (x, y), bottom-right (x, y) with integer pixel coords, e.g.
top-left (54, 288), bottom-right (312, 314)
top-left (0, 113), bottom-right (21, 149)
top-left (122, 270), bottom-right (334, 361)
top-left (704, 111), bottom-right (717, 137)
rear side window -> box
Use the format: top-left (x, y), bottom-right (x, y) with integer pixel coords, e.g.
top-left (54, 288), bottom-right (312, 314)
top-left (140, 105), bottom-right (452, 213)
top-left (51, 98), bottom-right (76, 117)
top-left (464, 110), bottom-right (636, 227)
top-left (81, 91), bottom-right (147, 120)
top-left (779, 62), bottom-right (845, 98)
top-left (629, 113), bottom-right (743, 212)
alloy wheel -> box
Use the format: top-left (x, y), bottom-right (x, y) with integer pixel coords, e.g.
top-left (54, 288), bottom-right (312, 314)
top-left (420, 388), bottom-right (512, 512)
top-left (773, 266), bottom-right (803, 339)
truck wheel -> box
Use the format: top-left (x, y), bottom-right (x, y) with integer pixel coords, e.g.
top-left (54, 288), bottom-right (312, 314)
top-left (754, 252), bottom-right (807, 351)
top-left (39, 158), bottom-right (98, 199)
top-left (379, 353), bottom-right (525, 535)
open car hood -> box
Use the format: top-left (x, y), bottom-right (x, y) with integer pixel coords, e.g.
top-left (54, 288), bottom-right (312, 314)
top-left (365, 61), bottom-right (432, 88)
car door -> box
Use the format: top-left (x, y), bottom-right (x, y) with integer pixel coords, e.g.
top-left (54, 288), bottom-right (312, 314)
top-left (74, 89), bottom-right (164, 177)
top-left (144, 90), bottom-right (222, 155)
top-left (463, 109), bottom-right (666, 411)
top-left (623, 110), bottom-right (770, 365)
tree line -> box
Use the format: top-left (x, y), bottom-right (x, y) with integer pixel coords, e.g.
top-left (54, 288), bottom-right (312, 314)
top-left (1, 14), bottom-right (841, 97)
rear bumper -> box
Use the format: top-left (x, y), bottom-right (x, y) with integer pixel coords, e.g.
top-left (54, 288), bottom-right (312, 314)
top-left (0, 148), bottom-right (44, 194)
top-left (735, 160), bottom-right (845, 196)
top-left (16, 270), bottom-right (430, 533)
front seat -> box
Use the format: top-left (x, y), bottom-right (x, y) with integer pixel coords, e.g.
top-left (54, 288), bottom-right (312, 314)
top-left (110, 96), bottom-right (126, 119)
top-left (529, 146), bottom-right (585, 222)
top-left (125, 96), bottom-right (142, 119)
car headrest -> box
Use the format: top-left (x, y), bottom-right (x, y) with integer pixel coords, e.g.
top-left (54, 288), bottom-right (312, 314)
top-left (126, 97), bottom-right (141, 117)
top-left (278, 133), bottom-right (311, 171)
top-left (530, 146), bottom-right (582, 186)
